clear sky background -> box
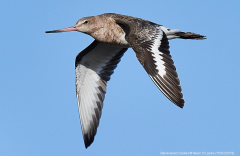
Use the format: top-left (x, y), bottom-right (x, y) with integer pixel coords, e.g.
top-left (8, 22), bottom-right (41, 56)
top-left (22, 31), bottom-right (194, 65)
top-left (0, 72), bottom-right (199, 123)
top-left (0, 0), bottom-right (239, 156)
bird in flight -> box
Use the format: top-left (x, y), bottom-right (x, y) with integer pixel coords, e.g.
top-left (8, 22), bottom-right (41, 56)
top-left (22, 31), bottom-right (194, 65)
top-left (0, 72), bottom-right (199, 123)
top-left (46, 13), bottom-right (205, 148)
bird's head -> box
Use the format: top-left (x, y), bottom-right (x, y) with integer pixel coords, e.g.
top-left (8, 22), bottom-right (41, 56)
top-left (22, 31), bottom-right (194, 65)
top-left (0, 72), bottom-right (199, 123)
top-left (45, 16), bottom-right (98, 35)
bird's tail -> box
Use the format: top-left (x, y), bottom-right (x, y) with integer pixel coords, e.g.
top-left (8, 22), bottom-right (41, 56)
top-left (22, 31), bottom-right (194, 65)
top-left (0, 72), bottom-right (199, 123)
top-left (175, 32), bottom-right (206, 40)
top-left (160, 26), bottom-right (206, 40)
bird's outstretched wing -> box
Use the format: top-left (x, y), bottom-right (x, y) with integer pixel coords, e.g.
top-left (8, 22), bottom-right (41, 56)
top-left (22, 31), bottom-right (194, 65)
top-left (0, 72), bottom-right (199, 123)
top-left (75, 40), bottom-right (128, 148)
top-left (129, 25), bottom-right (184, 107)
top-left (113, 15), bottom-right (184, 107)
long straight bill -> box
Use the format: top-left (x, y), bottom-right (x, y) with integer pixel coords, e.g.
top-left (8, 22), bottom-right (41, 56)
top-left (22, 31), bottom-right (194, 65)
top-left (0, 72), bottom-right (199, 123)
top-left (45, 26), bottom-right (78, 33)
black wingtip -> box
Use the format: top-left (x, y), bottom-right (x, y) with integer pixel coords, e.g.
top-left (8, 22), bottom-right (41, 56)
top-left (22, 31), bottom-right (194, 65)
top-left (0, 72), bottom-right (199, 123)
top-left (85, 144), bottom-right (89, 149)
top-left (175, 103), bottom-right (184, 109)
top-left (175, 99), bottom-right (184, 109)
top-left (179, 105), bottom-right (184, 109)
top-left (83, 134), bottom-right (94, 149)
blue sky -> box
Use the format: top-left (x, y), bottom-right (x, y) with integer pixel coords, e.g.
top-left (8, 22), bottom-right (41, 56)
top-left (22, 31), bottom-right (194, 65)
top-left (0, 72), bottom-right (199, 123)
top-left (0, 0), bottom-right (239, 155)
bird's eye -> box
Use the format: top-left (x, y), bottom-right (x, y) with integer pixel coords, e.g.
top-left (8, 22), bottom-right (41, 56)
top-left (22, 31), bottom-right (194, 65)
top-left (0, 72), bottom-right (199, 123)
top-left (84, 20), bottom-right (88, 24)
